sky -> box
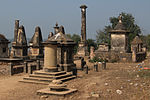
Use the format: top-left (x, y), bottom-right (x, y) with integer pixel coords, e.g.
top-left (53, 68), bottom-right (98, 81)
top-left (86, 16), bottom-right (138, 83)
top-left (0, 0), bottom-right (150, 40)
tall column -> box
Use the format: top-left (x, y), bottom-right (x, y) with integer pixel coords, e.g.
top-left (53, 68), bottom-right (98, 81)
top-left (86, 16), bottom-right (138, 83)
top-left (80, 5), bottom-right (87, 42)
top-left (44, 43), bottom-right (58, 72)
top-left (14, 20), bottom-right (19, 42)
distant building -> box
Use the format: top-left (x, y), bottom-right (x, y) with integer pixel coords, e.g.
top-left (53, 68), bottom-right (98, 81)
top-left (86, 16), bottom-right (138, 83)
top-left (94, 14), bottom-right (146, 62)
top-left (0, 34), bottom-right (10, 58)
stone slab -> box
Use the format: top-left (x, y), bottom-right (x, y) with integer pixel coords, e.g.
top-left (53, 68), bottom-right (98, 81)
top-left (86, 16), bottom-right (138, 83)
top-left (37, 88), bottom-right (77, 96)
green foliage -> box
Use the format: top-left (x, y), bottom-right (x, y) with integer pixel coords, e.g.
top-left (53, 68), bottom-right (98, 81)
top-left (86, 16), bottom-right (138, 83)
top-left (66, 34), bottom-right (81, 53)
top-left (89, 56), bottom-right (108, 63)
top-left (140, 34), bottom-right (150, 51)
top-left (86, 39), bottom-right (97, 53)
top-left (96, 12), bottom-right (141, 45)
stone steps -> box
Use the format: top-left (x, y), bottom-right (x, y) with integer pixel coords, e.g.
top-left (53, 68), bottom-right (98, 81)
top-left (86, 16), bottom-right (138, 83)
top-left (29, 72), bottom-right (72, 79)
top-left (19, 79), bottom-right (50, 85)
top-left (23, 77), bottom-right (53, 82)
top-left (19, 70), bottom-right (76, 85)
top-left (33, 70), bottom-right (66, 76)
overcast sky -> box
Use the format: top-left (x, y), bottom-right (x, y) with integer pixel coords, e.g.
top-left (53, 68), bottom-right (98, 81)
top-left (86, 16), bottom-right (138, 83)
top-left (0, 0), bottom-right (150, 40)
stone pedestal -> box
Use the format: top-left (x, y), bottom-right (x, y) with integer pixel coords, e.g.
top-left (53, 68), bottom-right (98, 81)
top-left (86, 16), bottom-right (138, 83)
top-left (44, 44), bottom-right (58, 72)
top-left (77, 42), bottom-right (89, 57)
top-left (37, 80), bottom-right (77, 96)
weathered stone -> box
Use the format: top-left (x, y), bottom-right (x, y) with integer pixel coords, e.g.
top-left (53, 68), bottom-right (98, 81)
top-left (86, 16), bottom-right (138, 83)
top-left (29, 26), bottom-right (43, 59)
top-left (11, 21), bottom-right (28, 59)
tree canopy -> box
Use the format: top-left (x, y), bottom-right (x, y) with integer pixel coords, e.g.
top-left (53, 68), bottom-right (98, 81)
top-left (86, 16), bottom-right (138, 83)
top-left (96, 12), bottom-right (141, 44)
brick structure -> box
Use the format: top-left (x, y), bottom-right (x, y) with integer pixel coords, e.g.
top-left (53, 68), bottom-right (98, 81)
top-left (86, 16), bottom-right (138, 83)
top-left (29, 26), bottom-right (43, 59)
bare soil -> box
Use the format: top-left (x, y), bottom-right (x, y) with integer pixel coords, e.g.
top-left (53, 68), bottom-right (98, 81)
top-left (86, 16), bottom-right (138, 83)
top-left (0, 58), bottom-right (150, 100)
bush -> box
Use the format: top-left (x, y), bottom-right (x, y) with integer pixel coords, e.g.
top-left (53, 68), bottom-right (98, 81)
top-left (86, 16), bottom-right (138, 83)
top-left (89, 56), bottom-right (108, 63)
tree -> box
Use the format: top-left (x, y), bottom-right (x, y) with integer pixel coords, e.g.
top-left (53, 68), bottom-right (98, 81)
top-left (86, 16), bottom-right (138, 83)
top-left (66, 34), bottom-right (81, 53)
top-left (87, 39), bottom-right (97, 53)
top-left (96, 12), bottom-right (141, 45)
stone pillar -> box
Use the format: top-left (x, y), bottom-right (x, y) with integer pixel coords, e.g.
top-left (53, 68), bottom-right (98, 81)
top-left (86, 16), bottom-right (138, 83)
top-left (132, 47), bottom-right (137, 62)
top-left (44, 44), bottom-right (58, 72)
top-left (90, 46), bottom-right (95, 59)
top-left (24, 61), bottom-right (28, 73)
top-left (36, 59), bottom-right (40, 70)
top-left (14, 20), bottom-right (19, 42)
top-left (80, 5), bottom-right (87, 42)
top-left (8, 62), bottom-right (13, 76)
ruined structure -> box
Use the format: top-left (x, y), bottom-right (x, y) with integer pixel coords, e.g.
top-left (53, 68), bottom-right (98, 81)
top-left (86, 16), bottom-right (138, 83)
top-left (52, 23), bottom-right (76, 72)
top-left (0, 34), bottom-right (10, 58)
top-left (131, 36), bottom-right (146, 62)
top-left (77, 5), bottom-right (89, 57)
top-left (29, 26), bottom-right (43, 59)
top-left (110, 14), bottom-right (130, 53)
top-left (11, 20), bottom-right (28, 59)
top-left (94, 14), bottom-right (146, 62)
top-left (20, 25), bottom-right (76, 84)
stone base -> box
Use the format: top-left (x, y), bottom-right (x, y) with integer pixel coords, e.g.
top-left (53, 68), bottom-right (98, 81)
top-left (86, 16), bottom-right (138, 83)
top-left (59, 63), bottom-right (76, 72)
top-left (77, 42), bottom-right (89, 57)
top-left (44, 67), bottom-right (58, 72)
top-left (37, 88), bottom-right (77, 96)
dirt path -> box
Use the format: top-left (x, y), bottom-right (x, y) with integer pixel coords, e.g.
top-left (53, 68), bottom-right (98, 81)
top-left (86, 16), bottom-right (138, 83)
top-left (0, 60), bottom-right (150, 100)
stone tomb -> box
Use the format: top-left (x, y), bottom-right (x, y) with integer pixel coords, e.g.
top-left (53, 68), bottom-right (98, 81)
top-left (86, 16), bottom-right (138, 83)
top-left (11, 20), bottom-right (28, 59)
top-left (29, 26), bottom-right (44, 59)
top-left (19, 32), bottom-right (76, 85)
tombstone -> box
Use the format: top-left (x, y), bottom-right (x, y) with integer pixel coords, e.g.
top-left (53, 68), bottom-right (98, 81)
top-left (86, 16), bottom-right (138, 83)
top-left (11, 22), bottom-right (28, 59)
top-left (109, 14), bottom-right (130, 53)
top-left (29, 26), bottom-right (43, 59)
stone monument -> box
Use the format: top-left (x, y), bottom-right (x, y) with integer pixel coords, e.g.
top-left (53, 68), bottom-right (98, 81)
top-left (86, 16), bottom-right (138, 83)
top-left (29, 26), bottom-right (44, 59)
top-left (109, 14), bottom-right (130, 53)
top-left (77, 5), bottom-right (89, 57)
top-left (11, 20), bottom-right (28, 59)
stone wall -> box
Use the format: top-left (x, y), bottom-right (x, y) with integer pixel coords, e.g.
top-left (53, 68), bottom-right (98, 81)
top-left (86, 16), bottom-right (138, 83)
top-left (94, 51), bottom-right (132, 62)
top-left (111, 34), bottom-right (127, 52)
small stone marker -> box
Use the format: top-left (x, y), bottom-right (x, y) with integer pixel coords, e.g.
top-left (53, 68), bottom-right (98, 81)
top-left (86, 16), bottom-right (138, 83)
top-left (37, 80), bottom-right (77, 96)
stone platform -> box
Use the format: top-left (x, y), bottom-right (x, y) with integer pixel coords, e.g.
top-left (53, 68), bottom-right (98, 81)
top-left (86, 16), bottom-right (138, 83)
top-left (37, 88), bottom-right (77, 96)
top-left (19, 70), bottom-right (76, 85)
